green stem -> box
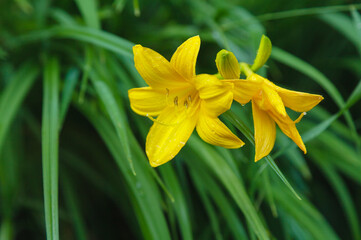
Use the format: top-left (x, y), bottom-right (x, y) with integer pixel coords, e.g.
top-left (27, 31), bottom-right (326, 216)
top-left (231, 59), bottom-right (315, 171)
top-left (240, 62), bottom-right (254, 77)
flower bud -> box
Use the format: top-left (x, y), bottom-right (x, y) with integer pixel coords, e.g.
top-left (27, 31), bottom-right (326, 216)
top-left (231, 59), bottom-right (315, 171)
top-left (251, 35), bottom-right (272, 72)
top-left (215, 49), bottom-right (240, 79)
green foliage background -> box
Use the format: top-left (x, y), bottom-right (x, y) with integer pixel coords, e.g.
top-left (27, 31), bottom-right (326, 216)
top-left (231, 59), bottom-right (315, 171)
top-left (1, 0), bottom-right (361, 239)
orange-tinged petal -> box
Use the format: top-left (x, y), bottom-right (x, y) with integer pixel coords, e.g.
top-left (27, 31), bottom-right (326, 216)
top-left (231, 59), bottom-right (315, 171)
top-left (275, 86), bottom-right (324, 112)
top-left (133, 45), bottom-right (187, 88)
top-left (252, 101), bottom-right (276, 162)
top-left (146, 106), bottom-right (198, 167)
top-left (270, 112), bottom-right (307, 154)
top-left (196, 111), bottom-right (244, 148)
top-left (171, 36), bottom-right (200, 80)
top-left (128, 87), bottom-right (166, 116)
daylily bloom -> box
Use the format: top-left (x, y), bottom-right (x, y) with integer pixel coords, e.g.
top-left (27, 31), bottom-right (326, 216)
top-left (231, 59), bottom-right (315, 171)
top-left (216, 50), bottom-right (324, 161)
top-left (128, 36), bottom-right (244, 167)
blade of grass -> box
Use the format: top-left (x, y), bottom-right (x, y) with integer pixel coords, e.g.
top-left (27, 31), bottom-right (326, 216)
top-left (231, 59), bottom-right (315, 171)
top-left (42, 57), bottom-right (60, 240)
top-left (0, 64), bottom-right (38, 152)
top-left (187, 159), bottom-right (248, 240)
top-left (77, 103), bottom-right (171, 240)
top-left (59, 68), bottom-right (79, 128)
top-left (190, 169), bottom-right (223, 240)
top-left (351, 6), bottom-right (361, 56)
top-left (317, 163), bottom-right (361, 240)
top-left (78, 47), bottom-right (92, 103)
top-left (221, 4), bottom-right (361, 31)
top-left (320, 12), bottom-right (361, 56)
top-left (133, 0), bottom-right (140, 16)
top-left (159, 165), bottom-right (192, 240)
top-left (62, 173), bottom-right (88, 240)
top-left (273, 185), bottom-right (340, 240)
top-left (0, 219), bottom-right (12, 240)
top-left (74, 0), bottom-right (100, 29)
top-left (89, 71), bottom-right (135, 175)
top-left (223, 110), bottom-right (301, 200)
top-left (13, 25), bottom-right (133, 58)
top-left (0, 122), bottom-right (23, 240)
top-left (188, 136), bottom-right (269, 240)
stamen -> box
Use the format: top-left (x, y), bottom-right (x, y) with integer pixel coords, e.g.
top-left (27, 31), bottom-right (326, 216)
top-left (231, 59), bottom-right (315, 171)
top-left (174, 96), bottom-right (178, 106)
top-left (184, 100), bottom-right (188, 108)
top-left (188, 95), bottom-right (192, 102)
top-left (165, 88), bottom-right (170, 105)
top-left (294, 112), bottom-right (306, 124)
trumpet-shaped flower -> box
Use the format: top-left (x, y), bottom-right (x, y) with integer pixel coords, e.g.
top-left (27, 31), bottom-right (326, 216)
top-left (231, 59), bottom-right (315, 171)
top-left (128, 36), bottom-right (244, 167)
top-left (216, 50), bottom-right (323, 161)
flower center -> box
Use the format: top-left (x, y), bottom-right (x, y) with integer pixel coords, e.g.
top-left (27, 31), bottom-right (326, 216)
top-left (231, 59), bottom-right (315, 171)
top-left (166, 86), bottom-right (198, 110)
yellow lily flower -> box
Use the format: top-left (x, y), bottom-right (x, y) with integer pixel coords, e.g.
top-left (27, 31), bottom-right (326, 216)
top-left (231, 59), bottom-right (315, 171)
top-left (128, 36), bottom-right (244, 167)
top-left (216, 50), bottom-right (323, 162)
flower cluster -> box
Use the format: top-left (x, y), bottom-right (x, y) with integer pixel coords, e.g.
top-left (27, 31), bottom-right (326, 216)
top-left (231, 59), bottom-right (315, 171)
top-left (128, 35), bottom-right (323, 167)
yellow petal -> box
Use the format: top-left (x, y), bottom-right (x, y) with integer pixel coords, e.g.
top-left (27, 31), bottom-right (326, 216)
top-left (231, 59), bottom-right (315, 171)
top-left (270, 112), bottom-right (307, 154)
top-left (128, 87), bottom-right (166, 116)
top-left (275, 86), bottom-right (324, 112)
top-left (196, 111), bottom-right (244, 148)
top-left (146, 106), bottom-right (198, 167)
top-left (171, 36), bottom-right (200, 80)
top-left (215, 49), bottom-right (240, 79)
top-left (133, 45), bottom-right (187, 88)
top-left (223, 75), bottom-right (263, 104)
top-left (260, 85), bottom-right (287, 118)
top-left (252, 101), bottom-right (276, 162)
top-left (194, 74), bottom-right (234, 117)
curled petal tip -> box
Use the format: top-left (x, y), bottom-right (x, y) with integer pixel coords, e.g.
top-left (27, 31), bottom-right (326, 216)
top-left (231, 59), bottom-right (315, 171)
top-left (150, 161), bottom-right (160, 168)
top-left (254, 156), bottom-right (262, 162)
top-left (132, 44), bottom-right (143, 53)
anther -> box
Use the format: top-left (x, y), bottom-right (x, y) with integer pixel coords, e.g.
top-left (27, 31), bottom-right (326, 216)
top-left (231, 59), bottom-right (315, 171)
top-left (184, 100), bottom-right (188, 108)
top-left (188, 95), bottom-right (192, 102)
top-left (166, 88), bottom-right (169, 96)
top-left (174, 96), bottom-right (178, 106)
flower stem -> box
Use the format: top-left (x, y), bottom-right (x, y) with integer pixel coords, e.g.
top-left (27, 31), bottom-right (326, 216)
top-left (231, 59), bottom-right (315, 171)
top-left (240, 62), bottom-right (254, 77)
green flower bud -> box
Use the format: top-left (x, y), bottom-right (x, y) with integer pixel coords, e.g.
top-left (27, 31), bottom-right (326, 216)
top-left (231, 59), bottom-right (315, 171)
top-left (215, 49), bottom-right (240, 79)
top-left (251, 35), bottom-right (272, 72)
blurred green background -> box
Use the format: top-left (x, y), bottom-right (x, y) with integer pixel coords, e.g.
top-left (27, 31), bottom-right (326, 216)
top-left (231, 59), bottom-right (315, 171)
top-left (0, 0), bottom-right (361, 239)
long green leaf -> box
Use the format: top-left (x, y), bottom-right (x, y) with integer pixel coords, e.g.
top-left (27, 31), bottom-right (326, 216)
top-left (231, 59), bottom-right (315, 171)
top-left (159, 165), bottom-right (193, 240)
top-left (320, 12), bottom-right (361, 56)
top-left (78, 103), bottom-right (171, 240)
top-left (74, 0), bottom-right (100, 29)
top-left (318, 164), bottom-right (361, 240)
top-left (89, 71), bottom-right (135, 174)
top-left (188, 160), bottom-right (247, 240)
top-left (223, 110), bottom-right (301, 200)
top-left (0, 64), bottom-right (38, 152)
top-left (62, 173), bottom-right (88, 240)
top-left (42, 57), bottom-right (60, 240)
top-left (59, 68), bottom-right (79, 127)
top-left (14, 25), bottom-right (133, 58)
top-left (188, 136), bottom-right (269, 240)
